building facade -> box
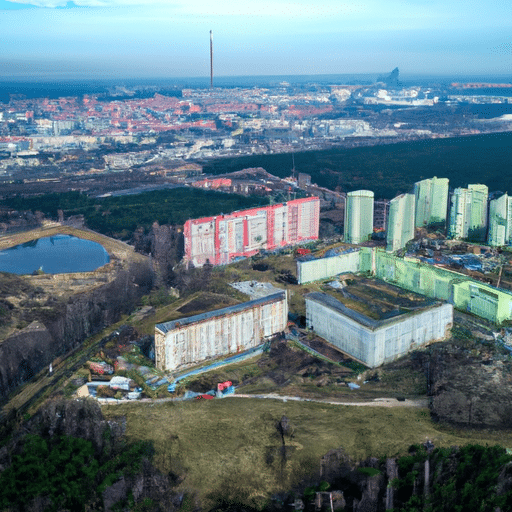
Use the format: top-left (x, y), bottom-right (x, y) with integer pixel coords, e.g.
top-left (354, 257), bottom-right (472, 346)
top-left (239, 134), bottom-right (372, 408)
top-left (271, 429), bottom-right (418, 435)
top-left (155, 291), bottom-right (288, 372)
top-left (414, 176), bottom-right (449, 229)
top-left (448, 184), bottom-right (488, 241)
top-left (373, 199), bottom-right (390, 232)
top-left (386, 193), bottom-right (415, 252)
top-left (488, 193), bottom-right (512, 246)
top-left (344, 190), bottom-right (374, 244)
top-left (305, 292), bottom-right (453, 367)
top-left (184, 196), bottom-right (320, 267)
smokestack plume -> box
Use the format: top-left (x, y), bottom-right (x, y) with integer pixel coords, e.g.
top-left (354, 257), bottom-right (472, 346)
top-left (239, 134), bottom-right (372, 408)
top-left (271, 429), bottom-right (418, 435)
top-left (210, 30), bottom-right (213, 89)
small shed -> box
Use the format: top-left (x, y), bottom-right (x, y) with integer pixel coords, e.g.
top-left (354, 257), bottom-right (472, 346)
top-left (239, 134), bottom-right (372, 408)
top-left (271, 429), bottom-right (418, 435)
top-left (109, 376), bottom-right (133, 391)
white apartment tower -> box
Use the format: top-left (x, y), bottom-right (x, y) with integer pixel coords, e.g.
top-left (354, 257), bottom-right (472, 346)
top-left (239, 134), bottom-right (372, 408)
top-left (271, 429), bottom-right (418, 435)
top-left (449, 184), bottom-right (488, 241)
top-left (488, 193), bottom-right (512, 246)
top-left (344, 190), bottom-right (374, 244)
top-left (414, 176), bottom-right (449, 229)
top-left (386, 193), bottom-right (416, 252)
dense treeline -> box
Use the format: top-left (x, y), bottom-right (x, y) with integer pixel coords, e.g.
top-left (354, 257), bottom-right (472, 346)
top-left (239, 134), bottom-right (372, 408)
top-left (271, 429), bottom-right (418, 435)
top-left (392, 444), bottom-right (512, 511)
top-left (0, 434), bottom-right (153, 511)
top-left (203, 132), bottom-right (512, 199)
top-left (0, 399), bottom-right (182, 512)
top-left (0, 188), bottom-right (266, 239)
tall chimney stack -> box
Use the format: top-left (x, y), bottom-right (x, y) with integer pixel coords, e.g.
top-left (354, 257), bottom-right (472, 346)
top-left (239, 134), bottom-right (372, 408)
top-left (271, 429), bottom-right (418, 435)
top-left (210, 30), bottom-right (213, 89)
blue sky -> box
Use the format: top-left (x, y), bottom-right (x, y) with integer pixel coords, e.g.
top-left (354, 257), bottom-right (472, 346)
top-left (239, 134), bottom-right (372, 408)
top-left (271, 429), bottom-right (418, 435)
top-left (1, 0), bottom-right (511, 80)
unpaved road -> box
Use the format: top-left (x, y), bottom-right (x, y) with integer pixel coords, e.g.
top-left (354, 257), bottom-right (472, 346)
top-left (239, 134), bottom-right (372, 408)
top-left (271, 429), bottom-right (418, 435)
top-left (227, 394), bottom-right (428, 407)
top-left (100, 393), bottom-right (428, 408)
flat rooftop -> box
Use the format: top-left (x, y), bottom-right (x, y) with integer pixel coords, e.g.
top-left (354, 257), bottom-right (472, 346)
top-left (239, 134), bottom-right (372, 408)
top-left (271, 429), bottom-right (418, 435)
top-left (229, 281), bottom-right (284, 299)
top-left (156, 291), bottom-right (286, 334)
top-left (306, 291), bottom-right (443, 330)
top-left (307, 277), bottom-right (441, 328)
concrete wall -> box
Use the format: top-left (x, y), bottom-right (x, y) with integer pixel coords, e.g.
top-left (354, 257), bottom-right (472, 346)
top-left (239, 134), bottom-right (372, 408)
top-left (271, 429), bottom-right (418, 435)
top-left (452, 280), bottom-right (512, 324)
top-left (297, 250), bottom-right (361, 284)
top-left (374, 252), bottom-right (457, 302)
top-left (305, 293), bottom-right (453, 367)
top-left (155, 292), bottom-right (288, 372)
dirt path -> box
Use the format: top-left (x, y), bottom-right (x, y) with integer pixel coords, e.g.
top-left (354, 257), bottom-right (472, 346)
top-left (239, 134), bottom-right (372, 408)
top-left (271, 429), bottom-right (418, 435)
top-left (100, 393), bottom-right (428, 408)
top-left (226, 394), bottom-right (429, 407)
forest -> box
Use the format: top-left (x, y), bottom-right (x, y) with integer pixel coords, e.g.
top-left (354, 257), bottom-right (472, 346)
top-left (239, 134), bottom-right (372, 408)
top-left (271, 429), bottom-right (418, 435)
top-left (0, 189), bottom-right (267, 240)
top-left (203, 132), bottom-right (512, 199)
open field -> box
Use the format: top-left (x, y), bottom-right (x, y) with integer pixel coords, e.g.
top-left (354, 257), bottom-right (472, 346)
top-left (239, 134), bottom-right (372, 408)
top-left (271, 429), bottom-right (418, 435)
top-left (103, 398), bottom-right (512, 509)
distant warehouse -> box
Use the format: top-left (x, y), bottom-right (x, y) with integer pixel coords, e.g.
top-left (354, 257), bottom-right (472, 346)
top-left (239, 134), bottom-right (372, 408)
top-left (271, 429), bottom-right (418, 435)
top-left (155, 291), bottom-right (288, 372)
top-left (305, 291), bottom-right (453, 367)
top-left (184, 196), bottom-right (320, 267)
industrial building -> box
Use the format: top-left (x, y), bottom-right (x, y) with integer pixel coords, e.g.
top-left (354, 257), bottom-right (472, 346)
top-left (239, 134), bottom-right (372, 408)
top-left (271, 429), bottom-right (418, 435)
top-left (305, 291), bottom-right (453, 367)
top-left (183, 196), bottom-right (320, 267)
top-left (414, 176), bottom-right (449, 229)
top-left (386, 193), bottom-right (415, 252)
top-left (488, 193), bottom-right (512, 246)
top-left (154, 289), bottom-right (288, 372)
top-left (448, 184), bottom-right (488, 241)
top-left (344, 190), bottom-right (374, 244)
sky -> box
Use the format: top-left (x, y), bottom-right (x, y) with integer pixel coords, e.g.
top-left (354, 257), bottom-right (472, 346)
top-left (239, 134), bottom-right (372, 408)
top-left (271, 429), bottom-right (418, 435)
top-left (1, 0), bottom-right (512, 80)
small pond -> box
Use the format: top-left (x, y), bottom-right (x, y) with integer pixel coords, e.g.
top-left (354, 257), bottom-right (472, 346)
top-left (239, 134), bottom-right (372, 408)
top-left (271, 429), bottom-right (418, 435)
top-left (0, 234), bottom-right (110, 275)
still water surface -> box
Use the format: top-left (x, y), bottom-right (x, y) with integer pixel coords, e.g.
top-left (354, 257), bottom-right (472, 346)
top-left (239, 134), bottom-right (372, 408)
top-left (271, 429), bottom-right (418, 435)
top-left (0, 235), bottom-right (110, 275)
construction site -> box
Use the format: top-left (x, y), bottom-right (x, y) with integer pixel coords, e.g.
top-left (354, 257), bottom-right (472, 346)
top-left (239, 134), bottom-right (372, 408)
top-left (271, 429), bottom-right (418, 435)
top-left (183, 196), bottom-right (320, 267)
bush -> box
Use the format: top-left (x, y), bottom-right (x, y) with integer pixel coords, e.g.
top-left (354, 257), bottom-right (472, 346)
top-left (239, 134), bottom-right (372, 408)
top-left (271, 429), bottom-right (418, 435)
top-left (96, 386), bottom-right (115, 398)
top-left (357, 467), bottom-right (381, 477)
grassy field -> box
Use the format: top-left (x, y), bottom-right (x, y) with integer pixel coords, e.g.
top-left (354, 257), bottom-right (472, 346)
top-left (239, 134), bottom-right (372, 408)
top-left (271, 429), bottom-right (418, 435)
top-left (102, 399), bottom-right (512, 510)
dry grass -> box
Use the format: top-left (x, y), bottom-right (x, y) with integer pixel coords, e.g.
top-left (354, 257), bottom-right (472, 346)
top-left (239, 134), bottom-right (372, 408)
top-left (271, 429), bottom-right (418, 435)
top-left (103, 399), bottom-right (512, 510)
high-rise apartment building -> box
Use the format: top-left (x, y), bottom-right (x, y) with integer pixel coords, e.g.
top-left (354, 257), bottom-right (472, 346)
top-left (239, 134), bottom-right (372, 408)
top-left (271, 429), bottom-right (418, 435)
top-left (344, 190), bottom-right (374, 244)
top-left (184, 197), bottom-right (320, 267)
top-left (374, 199), bottom-right (390, 231)
top-left (448, 184), bottom-right (488, 241)
top-left (386, 193), bottom-right (415, 252)
top-left (488, 193), bottom-right (512, 246)
top-left (414, 176), bottom-right (449, 229)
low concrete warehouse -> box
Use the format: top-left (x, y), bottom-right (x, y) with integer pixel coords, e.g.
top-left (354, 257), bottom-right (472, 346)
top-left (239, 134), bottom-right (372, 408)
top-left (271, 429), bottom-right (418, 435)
top-left (155, 290), bottom-right (288, 372)
top-left (305, 290), bottom-right (453, 367)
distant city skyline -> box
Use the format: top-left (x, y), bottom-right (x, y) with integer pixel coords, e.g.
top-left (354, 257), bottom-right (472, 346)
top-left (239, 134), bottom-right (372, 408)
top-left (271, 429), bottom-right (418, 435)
top-left (1, 0), bottom-right (512, 80)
